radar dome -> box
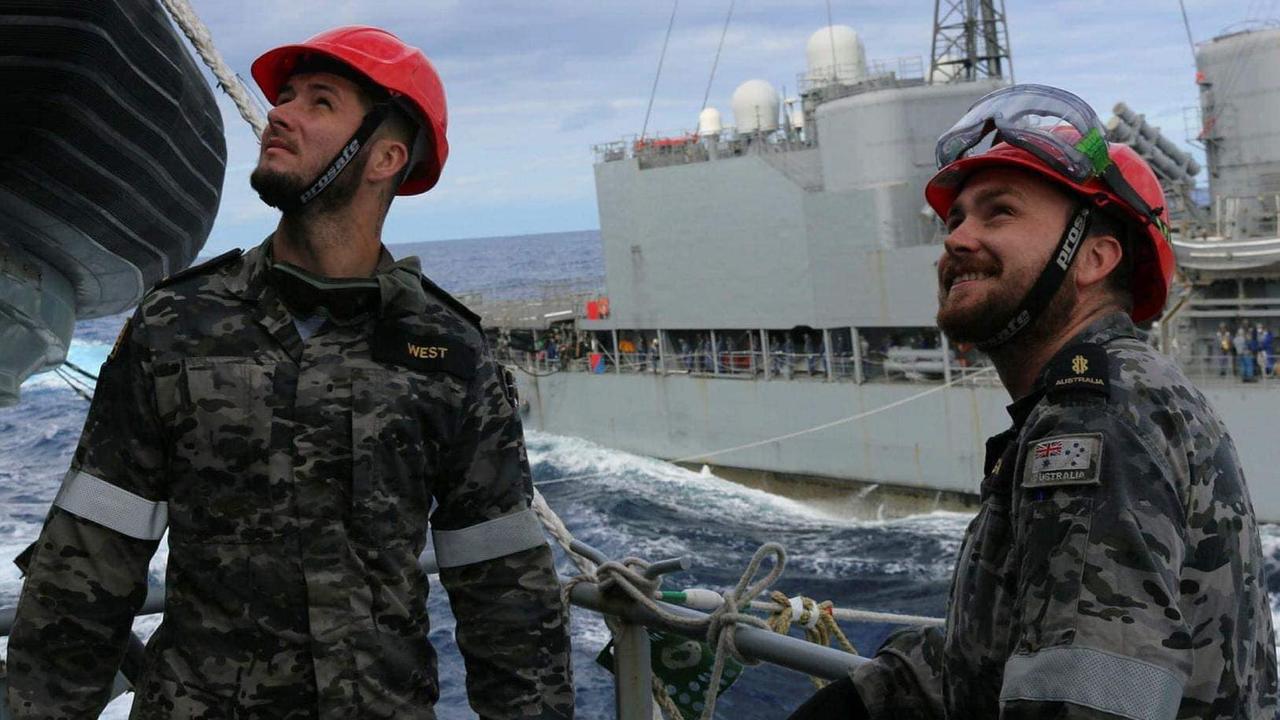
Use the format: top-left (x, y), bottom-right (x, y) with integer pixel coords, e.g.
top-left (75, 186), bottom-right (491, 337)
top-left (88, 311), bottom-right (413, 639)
top-left (806, 25), bottom-right (866, 84)
top-left (731, 79), bottom-right (780, 134)
top-left (698, 107), bottom-right (723, 137)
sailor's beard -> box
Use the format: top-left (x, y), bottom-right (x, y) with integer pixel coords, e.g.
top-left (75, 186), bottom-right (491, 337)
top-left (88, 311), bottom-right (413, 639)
top-left (250, 151), bottom-right (369, 216)
top-left (937, 265), bottom-right (1077, 348)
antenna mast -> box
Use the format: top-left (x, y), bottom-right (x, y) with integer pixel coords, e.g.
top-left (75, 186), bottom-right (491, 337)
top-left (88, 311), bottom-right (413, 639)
top-left (930, 0), bottom-right (1013, 83)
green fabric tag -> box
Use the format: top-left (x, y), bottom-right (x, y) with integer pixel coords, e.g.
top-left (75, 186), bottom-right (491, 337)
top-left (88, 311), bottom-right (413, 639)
top-left (596, 629), bottom-right (744, 716)
top-left (1074, 127), bottom-right (1112, 175)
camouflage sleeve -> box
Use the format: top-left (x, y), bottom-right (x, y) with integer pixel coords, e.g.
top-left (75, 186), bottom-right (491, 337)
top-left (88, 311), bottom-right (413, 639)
top-left (7, 312), bottom-right (164, 718)
top-left (847, 624), bottom-right (946, 718)
top-left (433, 350), bottom-right (573, 720)
top-left (1000, 404), bottom-right (1191, 719)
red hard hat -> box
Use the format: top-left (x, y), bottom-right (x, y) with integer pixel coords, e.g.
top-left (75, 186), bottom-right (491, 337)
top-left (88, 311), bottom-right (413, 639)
top-left (925, 139), bottom-right (1175, 323)
top-left (251, 26), bottom-right (448, 195)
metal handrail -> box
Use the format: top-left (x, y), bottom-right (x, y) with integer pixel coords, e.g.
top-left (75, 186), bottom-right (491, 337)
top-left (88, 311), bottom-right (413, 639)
top-left (569, 580), bottom-right (866, 684)
top-left (0, 548), bottom-right (869, 717)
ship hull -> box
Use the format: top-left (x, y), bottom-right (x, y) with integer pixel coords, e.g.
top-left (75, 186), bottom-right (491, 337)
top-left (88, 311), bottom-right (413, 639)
top-left (517, 371), bottom-right (1280, 522)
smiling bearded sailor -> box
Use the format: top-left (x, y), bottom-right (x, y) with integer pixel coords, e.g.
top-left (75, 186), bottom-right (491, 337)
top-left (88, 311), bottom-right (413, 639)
top-left (788, 85), bottom-right (1277, 719)
top-left (6, 26), bottom-right (573, 719)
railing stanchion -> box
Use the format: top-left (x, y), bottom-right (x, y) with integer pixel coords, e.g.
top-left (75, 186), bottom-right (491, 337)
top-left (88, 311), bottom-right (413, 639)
top-left (658, 330), bottom-right (667, 376)
top-left (711, 330), bottom-right (720, 375)
top-left (941, 333), bottom-right (953, 386)
top-left (762, 329), bottom-right (771, 380)
top-left (852, 327), bottom-right (864, 385)
top-left (613, 620), bottom-right (655, 720)
top-left (612, 329), bottom-right (621, 375)
top-left (824, 329), bottom-right (834, 382)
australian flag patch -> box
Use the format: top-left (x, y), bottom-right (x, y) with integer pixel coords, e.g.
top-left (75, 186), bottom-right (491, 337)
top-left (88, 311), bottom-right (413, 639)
top-left (1022, 433), bottom-right (1103, 488)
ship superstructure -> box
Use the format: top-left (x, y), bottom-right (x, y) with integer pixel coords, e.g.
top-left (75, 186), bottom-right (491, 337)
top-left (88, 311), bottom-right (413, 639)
top-left (495, 8), bottom-right (1280, 522)
top-left (1161, 27), bottom-right (1280, 368)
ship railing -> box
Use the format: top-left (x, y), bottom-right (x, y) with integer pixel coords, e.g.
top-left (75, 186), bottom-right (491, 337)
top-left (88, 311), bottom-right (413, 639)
top-left (796, 55), bottom-right (926, 94)
top-left (475, 291), bottom-right (601, 330)
top-left (592, 129), bottom-right (816, 170)
top-left (0, 548), bottom-right (867, 720)
top-left (1208, 193), bottom-right (1280, 239)
top-left (1174, 351), bottom-right (1279, 386)
top-left (505, 345), bottom-right (1007, 388)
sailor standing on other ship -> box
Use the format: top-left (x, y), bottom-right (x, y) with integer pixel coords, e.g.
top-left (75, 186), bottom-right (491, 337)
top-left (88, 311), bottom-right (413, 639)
top-left (788, 84), bottom-right (1277, 719)
top-left (6, 26), bottom-right (573, 719)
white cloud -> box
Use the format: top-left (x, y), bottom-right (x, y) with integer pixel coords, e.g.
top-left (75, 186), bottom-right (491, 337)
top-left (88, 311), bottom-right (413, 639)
top-left (181, 0), bottom-right (1255, 253)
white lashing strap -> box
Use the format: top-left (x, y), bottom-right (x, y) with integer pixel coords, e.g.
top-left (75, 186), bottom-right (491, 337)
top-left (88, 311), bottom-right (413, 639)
top-left (789, 595), bottom-right (820, 630)
top-left (53, 469), bottom-right (168, 540)
top-left (431, 508), bottom-right (546, 568)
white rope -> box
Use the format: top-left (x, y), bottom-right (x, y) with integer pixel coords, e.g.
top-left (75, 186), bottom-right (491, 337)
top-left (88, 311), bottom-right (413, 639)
top-left (534, 366), bottom-right (997, 489)
top-left (533, 489), bottom-right (675, 719)
top-left (750, 599), bottom-right (944, 628)
top-left (532, 486), bottom-right (943, 719)
top-left (157, 0), bottom-right (267, 138)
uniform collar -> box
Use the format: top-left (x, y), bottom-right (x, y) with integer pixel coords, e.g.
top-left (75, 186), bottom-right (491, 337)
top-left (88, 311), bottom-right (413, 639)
top-left (1055, 311), bottom-right (1139, 347)
top-left (1005, 311), bottom-right (1136, 427)
top-left (232, 235), bottom-right (427, 315)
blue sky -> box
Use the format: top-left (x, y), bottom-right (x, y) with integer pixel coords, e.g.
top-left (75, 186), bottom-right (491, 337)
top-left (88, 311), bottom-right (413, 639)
top-left (193, 0), bottom-right (1258, 255)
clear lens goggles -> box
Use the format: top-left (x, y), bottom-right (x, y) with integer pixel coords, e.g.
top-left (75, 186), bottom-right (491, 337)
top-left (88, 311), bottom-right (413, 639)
top-left (935, 84), bottom-right (1165, 237)
top-left (935, 84), bottom-right (1112, 180)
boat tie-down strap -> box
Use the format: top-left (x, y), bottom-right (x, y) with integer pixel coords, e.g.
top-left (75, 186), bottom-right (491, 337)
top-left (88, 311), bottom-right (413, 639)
top-left (431, 508), bottom-right (546, 568)
top-left (1000, 646), bottom-right (1183, 719)
top-left (53, 469), bottom-right (168, 540)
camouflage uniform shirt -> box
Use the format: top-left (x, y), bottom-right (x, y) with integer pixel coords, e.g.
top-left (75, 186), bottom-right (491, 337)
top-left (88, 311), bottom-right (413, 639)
top-left (7, 239), bottom-right (574, 719)
top-left (851, 312), bottom-right (1278, 718)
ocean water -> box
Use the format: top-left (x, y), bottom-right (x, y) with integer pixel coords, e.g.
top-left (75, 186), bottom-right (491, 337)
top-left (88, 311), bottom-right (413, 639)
top-left (395, 230), bottom-right (605, 301)
top-left (1, 232), bottom-right (1278, 718)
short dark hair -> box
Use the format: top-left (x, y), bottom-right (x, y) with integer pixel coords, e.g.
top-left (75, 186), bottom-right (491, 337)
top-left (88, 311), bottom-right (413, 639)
top-left (1088, 206), bottom-right (1135, 313)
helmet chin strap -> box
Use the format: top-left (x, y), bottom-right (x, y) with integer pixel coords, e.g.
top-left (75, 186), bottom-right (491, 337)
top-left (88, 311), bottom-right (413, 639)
top-left (277, 103), bottom-right (390, 214)
top-left (976, 204), bottom-right (1093, 351)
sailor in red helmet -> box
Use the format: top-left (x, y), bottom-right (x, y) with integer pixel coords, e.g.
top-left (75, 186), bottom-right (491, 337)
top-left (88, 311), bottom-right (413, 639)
top-left (7, 27), bottom-right (573, 719)
top-left (789, 85), bottom-right (1276, 719)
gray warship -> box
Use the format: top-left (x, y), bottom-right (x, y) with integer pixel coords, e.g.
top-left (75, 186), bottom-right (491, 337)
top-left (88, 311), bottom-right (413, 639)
top-left (492, 6), bottom-right (1280, 522)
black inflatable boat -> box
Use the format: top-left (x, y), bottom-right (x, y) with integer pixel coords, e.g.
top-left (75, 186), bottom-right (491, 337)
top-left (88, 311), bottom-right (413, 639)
top-left (0, 0), bottom-right (227, 405)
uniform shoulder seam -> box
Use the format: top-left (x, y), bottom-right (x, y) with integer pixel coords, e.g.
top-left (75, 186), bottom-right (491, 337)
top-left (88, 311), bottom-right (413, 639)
top-left (151, 248), bottom-right (244, 292)
top-left (419, 273), bottom-right (483, 334)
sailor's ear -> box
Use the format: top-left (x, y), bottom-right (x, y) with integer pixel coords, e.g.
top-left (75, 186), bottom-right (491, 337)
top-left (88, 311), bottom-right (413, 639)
top-left (1074, 232), bottom-right (1123, 291)
top-left (366, 135), bottom-right (410, 186)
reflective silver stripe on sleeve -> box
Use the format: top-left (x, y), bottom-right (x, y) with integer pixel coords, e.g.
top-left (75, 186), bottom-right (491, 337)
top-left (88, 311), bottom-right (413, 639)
top-left (431, 509), bottom-right (546, 568)
top-left (1000, 646), bottom-right (1183, 720)
top-left (52, 469), bottom-right (168, 540)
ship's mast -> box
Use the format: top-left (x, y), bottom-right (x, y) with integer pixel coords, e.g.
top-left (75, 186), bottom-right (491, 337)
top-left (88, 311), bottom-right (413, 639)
top-left (930, 0), bottom-right (1013, 83)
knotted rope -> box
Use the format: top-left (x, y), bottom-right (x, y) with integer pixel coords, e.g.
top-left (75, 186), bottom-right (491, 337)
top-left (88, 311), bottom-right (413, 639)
top-left (575, 543), bottom-right (784, 720)
top-left (764, 592), bottom-right (858, 688)
top-left (538, 488), bottom-right (790, 719)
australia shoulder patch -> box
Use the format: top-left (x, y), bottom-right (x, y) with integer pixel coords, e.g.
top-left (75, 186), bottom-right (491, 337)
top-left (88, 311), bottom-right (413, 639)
top-left (372, 324), bottom-right (477, 380)
top-left (1045, 342), bottom-right (1109, 399)
top-left (1022, 433), bottom-right (1103, 488)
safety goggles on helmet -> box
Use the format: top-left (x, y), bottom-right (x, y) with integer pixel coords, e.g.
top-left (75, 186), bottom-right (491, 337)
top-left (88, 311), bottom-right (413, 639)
top-left (935, 84), bottom-right (1167, 240)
